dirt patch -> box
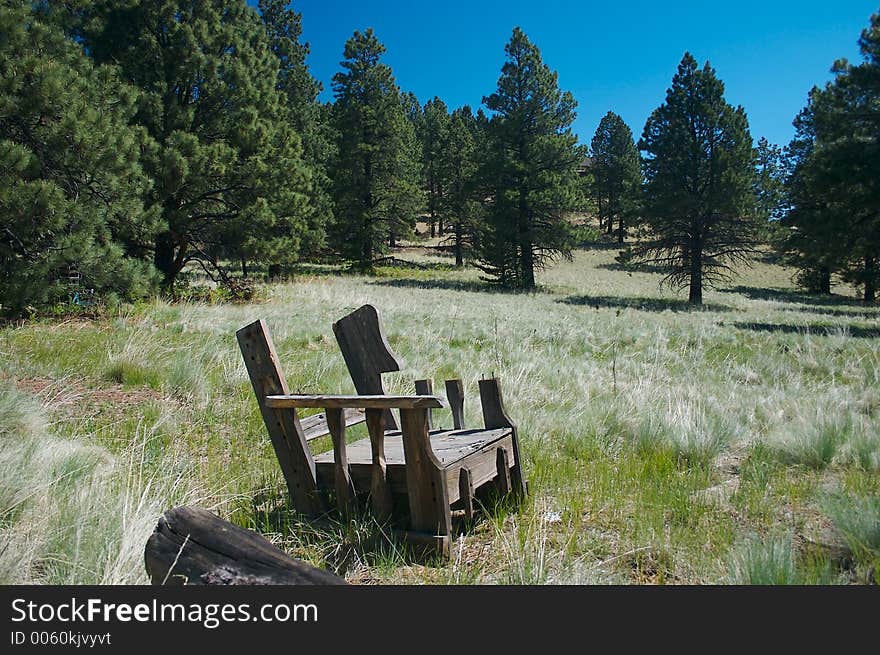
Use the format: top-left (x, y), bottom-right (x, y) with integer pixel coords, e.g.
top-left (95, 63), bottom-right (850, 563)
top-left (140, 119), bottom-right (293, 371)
top-left (8, 374), bottom-right (166, 414)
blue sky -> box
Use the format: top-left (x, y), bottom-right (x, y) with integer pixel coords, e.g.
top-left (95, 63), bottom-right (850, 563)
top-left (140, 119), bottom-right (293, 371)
top-left (263, 1), bottom-right (878, 148)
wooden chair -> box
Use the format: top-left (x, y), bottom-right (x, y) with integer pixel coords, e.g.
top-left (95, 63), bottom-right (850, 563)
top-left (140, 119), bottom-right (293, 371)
top-left (236, 306), bottom-right (526, 558)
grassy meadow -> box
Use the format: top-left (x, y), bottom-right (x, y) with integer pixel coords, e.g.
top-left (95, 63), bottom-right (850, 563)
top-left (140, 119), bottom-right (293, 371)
top-left (1, 243), bottom-right (879, 584)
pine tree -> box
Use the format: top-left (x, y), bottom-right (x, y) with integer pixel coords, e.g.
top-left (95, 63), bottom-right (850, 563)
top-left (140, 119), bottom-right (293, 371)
top-left (754, 138), bottom-right (785, 222)
top-left (420, 97), bottom-right (451, 238)
top-left (631, 53), bottom-right (757, 305)
top-left (440, 106), bottom-right (483, 266)
top-left (71, 0), bottom-right (314, 291)
top-left (781, 11), bottom-right (880, 302)
top-left (478, 27), bottom-right (586, 289)
top-left (329, 29), bottom-right (422, 270)
top-left (589, 111), bottom-right (641, 243)
top-left (0, 2), bottom-right (157, 316)
top-left (258, 0), bottom-right (333, 270)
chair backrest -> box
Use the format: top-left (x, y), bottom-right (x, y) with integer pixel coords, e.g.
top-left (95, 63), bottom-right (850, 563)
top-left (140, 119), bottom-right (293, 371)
top-left (332, 304), bottom-right (402, 429)
top-left (236, 319), bottom-right (322, 514)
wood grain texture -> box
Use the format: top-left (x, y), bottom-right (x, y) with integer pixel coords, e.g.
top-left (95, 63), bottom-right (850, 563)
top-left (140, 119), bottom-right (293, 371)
top-left (144, 506), bottom-right (346, 585)
top-left (399, 408), bottom-right (451, 538)
top-left (365, 408), bottom-right (392, 520)
top-left (301, 408), bottom-right (365, 442)
top-left (445, 379), bottom-right (465, 430)
top-left (332, 304), bottom-right (401, 429)
top-left (236, 320), bottom-right (322, 514)
top-left (495, 447), bottom-right (511, 495)
top-left (314, 432), bottom-right (513, 506)
top-left (479, 377), bottom-right (527, 499)
top-left (414, 379), bottom-right (434, 429)
top-left (326, 408), bottom-right (355, 516)
top-left (265, 394), bottom-right (445, 410)
top-left (459, 468), bottom-right (475, 521)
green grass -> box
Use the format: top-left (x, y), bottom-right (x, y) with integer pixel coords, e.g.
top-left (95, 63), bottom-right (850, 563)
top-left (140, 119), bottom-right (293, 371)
top-left (1, 244), bottom-right (878, 584)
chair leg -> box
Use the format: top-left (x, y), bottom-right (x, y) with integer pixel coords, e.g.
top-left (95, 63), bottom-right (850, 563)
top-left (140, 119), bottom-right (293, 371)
top-left (495, 448), bottom-right (511, 496)
top-left (326, 408), bottom-right (356, 518)
top-left (399, 408), bottom-right (452, 544)
top-left (479, 378), bottom-right (527, 500)
top-left (459, 468), bottom-right (475, 521)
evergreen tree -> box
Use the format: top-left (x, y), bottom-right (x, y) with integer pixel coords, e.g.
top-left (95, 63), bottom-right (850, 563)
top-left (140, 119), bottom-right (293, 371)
top-left (420, 97), bottom-right (451, 238)
top-left (631, 53), bottom-right (757, 305)
top-left (0, 2), bottom-right (157, 316)
top-left (72, 0), bottom-right (314, 291)
top-left (329, 29), bottom-right (422, 270)
top-left (258, 0), bottom-right (333, 269)
top-left (589, 111), bottom-right (641, 243)
top-left (440, 106), bottom-right (483, 266)
top-left (478, 27), bottom-right (586, 289)
top-left (781, 11), bottom-right (880, 302)
top-left (777, 105), bottom-right (840, 294)
top-left (754, 137), bottom-right (785, 223)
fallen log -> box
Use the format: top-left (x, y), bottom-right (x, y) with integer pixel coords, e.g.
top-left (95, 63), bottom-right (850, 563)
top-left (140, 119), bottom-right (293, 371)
top-left (144, 506), bottom-right (347, 585)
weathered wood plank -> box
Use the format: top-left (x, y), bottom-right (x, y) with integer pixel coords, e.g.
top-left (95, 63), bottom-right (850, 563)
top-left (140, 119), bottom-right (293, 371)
top-left (326, 408), bottom-right (356, 516)
top-left (442, 436), bottom-right (514, 505)
top-left (333, 304), bottom-right (401, 429)
top-left (399, 408), bottom-right (451, 538)
top-left (315, 434), bottom-right (514, 505)
top-left (414, 379), bottom-right (434, 430)
top-left (144, 506), bottom-right (346, 585)
top-left (236, 320), bottom-right (322, 514)
top-left (445, 379), bottom-right (465, 430)
top-left (479, 377), bottom-right (526, 499)
top-left (459, 468), bottom-right (474, 521)
top-left (301, 408), bottom-right (365, 442)
top-left (312, 428), bottom-right (510, 466)
top-left (265, 394), bottom-right (445, 410)
top-left (496, 447), bottom-right (511, 495)
top-left (365, 408), bottom-right (392, 520)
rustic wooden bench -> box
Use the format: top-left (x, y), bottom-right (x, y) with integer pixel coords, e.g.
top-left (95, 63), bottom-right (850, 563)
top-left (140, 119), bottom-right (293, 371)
top-left (236, 305), bottom-right (526, 558)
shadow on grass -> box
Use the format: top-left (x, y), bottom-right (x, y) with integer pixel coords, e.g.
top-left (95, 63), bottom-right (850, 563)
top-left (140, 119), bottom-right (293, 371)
top-left (289, 257), bottom-right (456, 278)
top-left (597, 261), bottom-right (669, 275)
top-left (775, 305), bottom-right (880, 319)
top-left (369, 277), bottom-right (549, 295)
top-left (560, 294), bottom-right (732, 313)
top-left (240, 486), bottom-right (512, 574)
top-left (575, 240), bottom-right (626, 251)
top-left (731, 321), bottom-right (880, 339)
top-left (721, 285), bottom-right (871, 308)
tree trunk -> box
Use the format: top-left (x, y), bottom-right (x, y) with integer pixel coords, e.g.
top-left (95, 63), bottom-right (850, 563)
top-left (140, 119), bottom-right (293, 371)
top-left (520, 238), bottom-right (535, 289)
top-left (455, 223), bottom-right (463, 267)
top-left (518, 189), bottom-right (535, 289)
top-left (154, 231), bottom-right (181, 289)
top-left (241, 256), bottom-right (248, 278)
top-left (362, 218), bottom-right (372, 271)
top-left (819, 266), bottom-right (831, 294)
top-left (865, 254), bottom-right (876, 303)
top-left (688, 242), bottom-right (703, 305)
top-left (144, 506), bottom-right (346, 585)
top-left (617, 214), bottom-right (625, 243)
top-left (389, 232), bottom-right (396, 248)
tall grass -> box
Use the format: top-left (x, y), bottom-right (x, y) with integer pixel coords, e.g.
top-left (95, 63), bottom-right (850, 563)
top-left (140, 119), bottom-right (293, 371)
top-left (1, 246), bottom-right (878, 584)
top-left (0, 383), bottom-right (204, 584)
top-left (726, 535), bottom-right (802, 585)
top-left (822, 493), bottom-right (880, 567)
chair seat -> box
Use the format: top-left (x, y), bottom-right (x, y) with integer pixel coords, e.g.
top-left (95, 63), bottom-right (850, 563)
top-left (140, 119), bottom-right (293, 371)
top-left (314, 427), bottom-right (514, 505)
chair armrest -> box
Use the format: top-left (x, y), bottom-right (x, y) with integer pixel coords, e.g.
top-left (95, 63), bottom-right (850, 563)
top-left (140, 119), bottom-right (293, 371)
top-left (265, 394), bottom-right (446, 410)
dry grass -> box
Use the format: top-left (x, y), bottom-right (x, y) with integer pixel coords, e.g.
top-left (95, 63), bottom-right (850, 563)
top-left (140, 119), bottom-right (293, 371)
top-left (1, 245), bottom-right (878, 584)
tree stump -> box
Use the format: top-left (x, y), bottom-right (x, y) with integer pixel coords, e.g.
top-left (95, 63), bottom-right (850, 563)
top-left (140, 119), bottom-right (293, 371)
top-left (144, 506), bottom-right (346, 585)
